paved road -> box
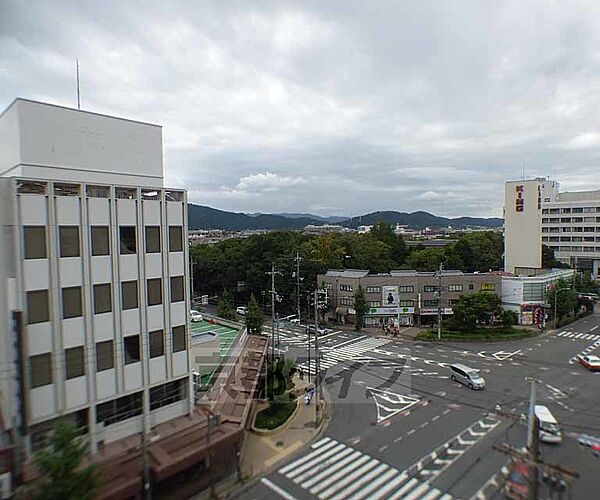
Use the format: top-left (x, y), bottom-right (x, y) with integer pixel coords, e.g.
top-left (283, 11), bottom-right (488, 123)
top-left (238, 315), bottom-right (600, 499)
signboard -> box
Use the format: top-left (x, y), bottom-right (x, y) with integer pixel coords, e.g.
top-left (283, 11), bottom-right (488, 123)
top-left (420, 308), bottom-right (454, 315)
top-left (382, 286), bottom-right (399, 306)
top-left (515, 184), bottom-right (524, 213)
top-left (201, 294), bottom-right (209, 305)
top-left (367, 307), bottom-right (415, 315)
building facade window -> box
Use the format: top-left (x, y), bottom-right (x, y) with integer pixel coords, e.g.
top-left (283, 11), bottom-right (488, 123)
top-left (93, 284), bottom-right (112, 314)
top-left (91, 226), bottom-right (110, 256)
top-left (65, 347), bottom-right (85, 379)
top-left (367, 301), bottom-right (381, 308)
top-left (96, 392), bottom-right (143, 426)
top-left (147, 278), bottom-right (163, 306)
top-left (449, 299), bottom-right (460, 306)
top-left (448, 284), bottom-right (463, 292)
top-left (423, 285), bottom-right (439, 293)
top-left (339, 284), bottom-right (353, 292)
top-left (119, 226), bottom-right (137, 254)
top-left (124, 335), bottom-right (141, 364)
top-left (30, 353), bottom-right (52, 388)
top-left (121, 281), bottom-right (139, 310)
top-left (23, 226), bottom-right (47, 259)
top-left (398, 285), bottom-right (414, 293)
top-left (27, 290), bottom-right (49, 324)
top-left (172, 326), bottom-right (186, 352)
top-left (149, 330), bottom-right (164, 358)
top-left (340, 298), bottom-right (354, 306)
top-left (145, 226), bottom-right (161, 253)
top-left (398, 300), bottom-right (414, 307)
top-left (170, 276), bottom-right (185, 302)
top-left (149, 380), bottom-right (185, 411)
top-left (59, 226), bottom-right (80, 257)
top-left (423, 299), bottom-right (439, 307)
top-left (468, 284), bottom-right (474, 290)
top-left (96, 341), bottom-right (114, 372)
top-left (62, 286), bottom-right (83, 319)
top-left (169, 226), bottom-right (183, 252)
top-left (366, 286), bottom-right (381, 293)
top-left (323, 283), bottom-right (332, 289)
top-left (481, 283), bottom-right (496, 291)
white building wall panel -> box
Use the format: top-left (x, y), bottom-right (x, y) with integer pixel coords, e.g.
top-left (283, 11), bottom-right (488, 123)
top-left (30, 385), bottom-right (56, 420)
top-left (23, 259), bottom-right (50, 291)
top-left (19, 195), bottom-right (48, 225)
top-left (100, 416), bottom-right (143, 444)
top-left (144, 254), bottom-right (162, 278)
top-left (55, 197), bottom-right (80, 225)
top-left (90, 256), bottom-right (113, 283)
top-left (58, 258), bottom-right (83, 287)
top-left (116, 199), bottom-right (138, 226)
top-left (26, 323), bottom-right (53, 356)
top-left (149, 357), bottom-right (167, 384)
top-left (123, 363), bottom-right (143, 391)
top-left (119, 255), bottom-right (138, 281)
top-left (121, 309), bottom-right (140, 336)
top-left (62, 317), bottom-right (85, 348)
top-left (172, 351), bottom-right (188, 377)
top-left (96, 370), bottom-right (117, 400)
top-left (170, 303), bottom-right (186, 326)
top-left (65, 377), bottom-right (88, 408)
top-left (87, 198), bottom-right (111, 225)
top-left (168, 253), bottom-right (184, 276)
top-left (166, 202), bottom-right (183, 225)
top-left (93, 313), bottom-right (115, 342)
top-left (142, 201), bottom-right (161, 224)
top-left (146, 305), bottom-right (164, 332)
top-left (149, 400), bottom-right (187, 427)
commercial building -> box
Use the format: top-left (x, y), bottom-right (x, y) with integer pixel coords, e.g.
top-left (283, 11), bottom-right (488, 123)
top-left (504, 177), bottom-right (600, 278)
top-left (317, 269), bottom-right (502, 326)
top-left (0, 99), bottom-right (194, 492)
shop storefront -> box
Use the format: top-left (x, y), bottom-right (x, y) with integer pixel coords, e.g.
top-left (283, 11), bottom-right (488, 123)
top-left (419, 307), bottom-right (453, 326)
top-left (365, 306), bottom-right (415, 327)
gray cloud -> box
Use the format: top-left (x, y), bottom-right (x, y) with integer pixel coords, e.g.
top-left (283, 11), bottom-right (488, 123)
top-left (3, 0), bottom-right (600, 218)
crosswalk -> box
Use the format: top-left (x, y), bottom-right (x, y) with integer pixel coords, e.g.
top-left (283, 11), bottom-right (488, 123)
top-left (296, 337), bottom-right (394, 376)
top-left (277, 437), bottom-right (453, 500)
top-left (556, 330), bottom-right (600, 341)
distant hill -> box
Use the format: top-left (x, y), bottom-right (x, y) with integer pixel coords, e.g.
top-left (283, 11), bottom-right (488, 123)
top-left (342, 211), bottom-right (503, 229)
top-left (187, 204), bottom-right (503, 230)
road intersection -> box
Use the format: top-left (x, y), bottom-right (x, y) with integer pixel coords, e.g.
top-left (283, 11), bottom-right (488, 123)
top-left (239, 313), bottom-right (600, 499)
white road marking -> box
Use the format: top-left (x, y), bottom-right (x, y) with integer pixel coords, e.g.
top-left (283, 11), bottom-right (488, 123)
top-left (261, 478), bottom-right (297, 500)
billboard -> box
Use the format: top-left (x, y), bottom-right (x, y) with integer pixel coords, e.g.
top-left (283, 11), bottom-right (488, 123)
top-left (382, 286), bottom-right (399, 307)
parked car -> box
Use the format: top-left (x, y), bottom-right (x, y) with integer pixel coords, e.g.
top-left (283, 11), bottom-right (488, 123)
top-left (307, 324), bottom-right (328, 335)
top-left (190, 310), bottom-right (203, 322)
top-left (289, 317), bottom-right (301, 324)
top-left (579, 354), bottom-right (600, 371)
top-left (236, 306), bottom-right (247, 316)
top-left (504, 461), bottom-right (533, 499)
top-left (449, 363), bottom-right (486, 390)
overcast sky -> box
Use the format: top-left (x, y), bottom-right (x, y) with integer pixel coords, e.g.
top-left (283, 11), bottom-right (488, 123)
top-left (3, 0), bottom-right (600, 218)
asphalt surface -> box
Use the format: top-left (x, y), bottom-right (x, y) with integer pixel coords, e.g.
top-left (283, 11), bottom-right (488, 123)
top-left (236, 314), bottom-right (600, 499)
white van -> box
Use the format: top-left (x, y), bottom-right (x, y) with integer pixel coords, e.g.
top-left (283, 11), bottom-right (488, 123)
top-left (449, 363), bottom-right (486, 390)
top-left (535, 405), bottom-right (562, 444)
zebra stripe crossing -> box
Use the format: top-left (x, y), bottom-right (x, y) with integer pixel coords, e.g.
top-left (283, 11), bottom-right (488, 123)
top-left (556, 330), bottom-right (600, 341)
top-left (278, 437), bottom-right (452, 500)
top-left (296, 337), bottom-right (394, 376)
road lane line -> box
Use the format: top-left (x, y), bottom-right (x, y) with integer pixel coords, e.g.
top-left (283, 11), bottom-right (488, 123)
top-left (261, 478), bottom-right (298, 500)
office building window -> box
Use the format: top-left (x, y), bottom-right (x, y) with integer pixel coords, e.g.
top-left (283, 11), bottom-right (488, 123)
top-left (340, 298), bottom-right (354, 306)
top-left (62, 286), bottom-right (82, 319)
top-left (91, 226), bottom-right (110, 256)
top-left (124, 335), bottom-right (141, 364)
top-left (147, 278), bottom-right (163, 306)
top-left (59, 226), bottom-right (80, 257)
top-left (165, 190), bottom-right (184, 202)
top-left (170, 276), bottom-right (184, 302)
top-left (481, 283), bottom-right (496, 291)
top-left (86, 185), bottom-right (110, 198)
top-left (27, 290), bottom-right (49, 324)
top-left (150, 380), bottom-right (185, 411)
top-left (398, 285), bottom-right (414, 293)
top-left (423, 299), bottom-right (439, 307)
top-left (367, 301), bottom-right (381, 308)
top-left (423, 285), bottom-right (439, 293)
top-left (96, 392), bottom-right (143, 426)
top-left (366, 286), bottom-right (381, 293)
top-left (169, 226), bottom-right (183, 252)
top-left (23, 226), bottom-right (47, 259)
top-left (448, 284), bottom-right (463, 292)
top-left (145, 226), bottom-right (161, 253)
top-left (468, 284), bottom-right (474, 290)
top-left (65, 347), bottom-right (85, 379)
top-left (96, 341), bottom-right (114, 372)
top-left (119, 226), bottom-right (136, 254)
top-left (339, 284), bottom-right (353, 292)
top-left (399, 300), bottom-right (414, 307)
top-left (449, 299), bottom-right (460, 306)
top-left (323, 282), bottom-right (332, 289)
top-left (149, 330), bottom-right (164, 358)
top-left (93, 284), bottom-right (112, 314)
top-left (30, 353), bottom-right (52, 388)
top-left (172, 325), bottom-right (186, 352)
top-left (121, 281), bottom-right (138, 310)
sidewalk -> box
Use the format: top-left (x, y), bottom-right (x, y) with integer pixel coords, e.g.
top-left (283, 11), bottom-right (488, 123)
top-left (239, 373), bottom-right (329, 479)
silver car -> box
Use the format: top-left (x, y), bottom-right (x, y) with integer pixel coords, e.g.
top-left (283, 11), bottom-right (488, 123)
top-left (449, 363), bottom-right (486, 390)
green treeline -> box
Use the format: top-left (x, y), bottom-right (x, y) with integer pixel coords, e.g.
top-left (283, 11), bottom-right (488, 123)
top-left (191, 223), bottom-right (504, 308)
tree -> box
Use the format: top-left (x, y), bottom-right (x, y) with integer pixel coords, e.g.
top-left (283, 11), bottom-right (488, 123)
top-left (451, 292), bottom-right (501, 331)
top-left (30, 421), bottom-right (100, 500)
top-left (575, 272), bottom-right (599, 295)
top-left (546, 278), bottom-right (577, 322)
top-left (404, 247), bottom-right (446, 271)
top-left (369, 221), bottom-right (408, 265)
top-left (245, 293), bottom-right (264, 334)
top-left (542, 244), bottom-right (570, 270)
top-left (501, 309), bottom-right (517, 328)
top-left (217, 289), bottom-right (236, 320)
top-left (353, 285), bottom-right (367, 331)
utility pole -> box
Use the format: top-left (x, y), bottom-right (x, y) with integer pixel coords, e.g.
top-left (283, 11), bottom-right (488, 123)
top-left (306, 294), bottom-right (312, 383)
top-left (314, 289), bottom-right (321, 425)
top-left (266, 263), bottom-right (280, 398)
top-left (437, 262), bottom-right (443, 341)
top-left (295, 251), bottom-right (302, 322)
top-left (526, 378), bottom-right (539, 500)
top-left (526, 379), bottom-right (537, 451)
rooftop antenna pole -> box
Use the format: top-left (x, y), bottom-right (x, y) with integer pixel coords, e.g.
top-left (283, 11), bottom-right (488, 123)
top-left (76, 59), bottom-right (81, 110)
top-left (522, 162), bottom-right (525, 180)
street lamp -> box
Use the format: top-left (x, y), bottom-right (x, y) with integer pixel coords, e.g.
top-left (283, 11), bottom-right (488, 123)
top-left (553, 287), bottom-right (572, 329)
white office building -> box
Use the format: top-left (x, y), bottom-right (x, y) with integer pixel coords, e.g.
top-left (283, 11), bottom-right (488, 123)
top-left (504, 177), bottom-right (600, 279)
top-left (0, 98), bottom-right (193, 467)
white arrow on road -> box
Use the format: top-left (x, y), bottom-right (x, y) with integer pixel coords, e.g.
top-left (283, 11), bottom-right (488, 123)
top-left (366, 387), bottom-right (421, 424)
